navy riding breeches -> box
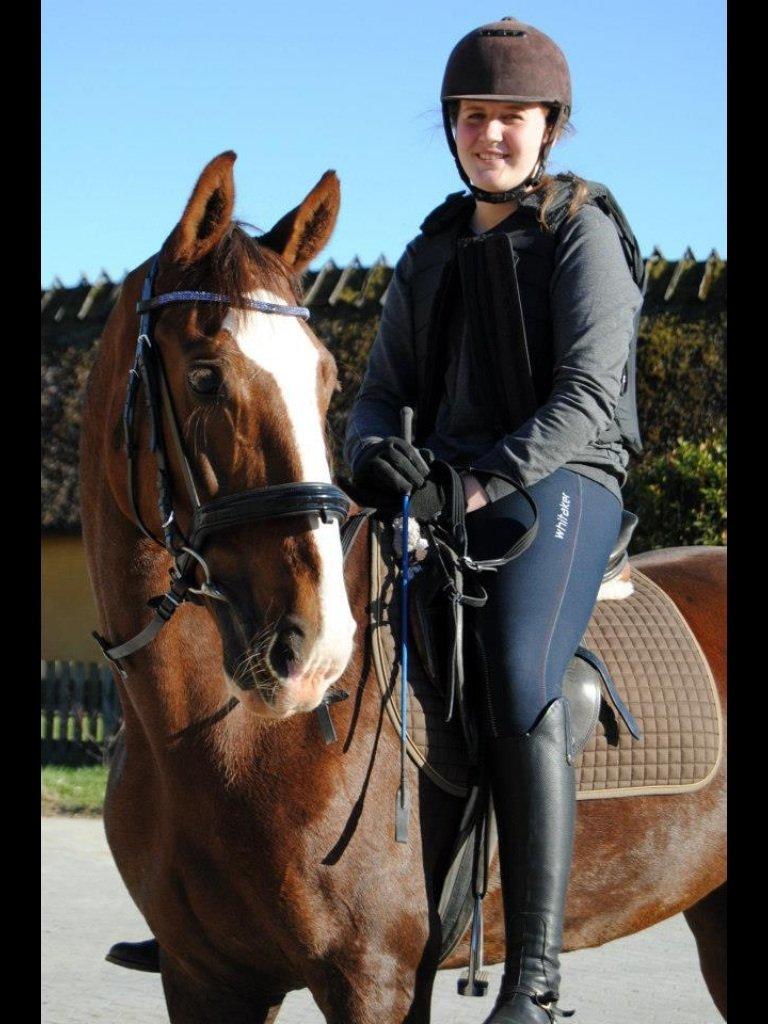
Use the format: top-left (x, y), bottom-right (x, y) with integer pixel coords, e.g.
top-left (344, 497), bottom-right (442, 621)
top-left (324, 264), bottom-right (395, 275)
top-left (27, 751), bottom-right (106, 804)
top-left (464, 468), bottom-right (622, 738)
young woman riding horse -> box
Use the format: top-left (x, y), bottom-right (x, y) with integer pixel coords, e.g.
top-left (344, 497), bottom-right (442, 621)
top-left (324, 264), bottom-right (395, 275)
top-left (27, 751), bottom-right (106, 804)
top-left (344, 19), bottom-right (643, 1023)
top-left (94, 24), bottom-right (724, 1024)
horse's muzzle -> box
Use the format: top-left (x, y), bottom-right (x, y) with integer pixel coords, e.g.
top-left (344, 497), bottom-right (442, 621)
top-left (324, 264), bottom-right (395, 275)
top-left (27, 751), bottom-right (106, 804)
top-left (220, 607), bottom-right (355, 719)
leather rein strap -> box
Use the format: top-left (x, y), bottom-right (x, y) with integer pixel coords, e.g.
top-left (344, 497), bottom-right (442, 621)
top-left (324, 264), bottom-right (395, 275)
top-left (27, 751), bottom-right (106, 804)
top-left (418, 460), bottom-right (539, 753)
top-left (93, 254), bottom-right (351, 675)
top-left (424, 459), bottom-right (539, 581)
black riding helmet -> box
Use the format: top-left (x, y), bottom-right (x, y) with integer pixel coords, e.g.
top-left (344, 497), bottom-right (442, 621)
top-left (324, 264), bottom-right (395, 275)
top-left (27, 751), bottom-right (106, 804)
top-left (441, 17), bottom-right (572, 204)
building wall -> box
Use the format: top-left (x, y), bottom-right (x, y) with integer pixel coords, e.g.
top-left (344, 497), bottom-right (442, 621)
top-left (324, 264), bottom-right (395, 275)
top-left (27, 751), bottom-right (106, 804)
top-left (42, 534), bottom-right (100, 662)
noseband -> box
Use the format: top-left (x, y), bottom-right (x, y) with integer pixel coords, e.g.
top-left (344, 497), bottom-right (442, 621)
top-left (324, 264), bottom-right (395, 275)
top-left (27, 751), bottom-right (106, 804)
top-left (93, 254), bottom-right (351, 675)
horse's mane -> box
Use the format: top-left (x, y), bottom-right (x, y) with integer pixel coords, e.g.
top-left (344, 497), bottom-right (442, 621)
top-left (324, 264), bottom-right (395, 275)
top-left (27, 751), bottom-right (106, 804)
top-left (162, 223), bottom-right (301, 306)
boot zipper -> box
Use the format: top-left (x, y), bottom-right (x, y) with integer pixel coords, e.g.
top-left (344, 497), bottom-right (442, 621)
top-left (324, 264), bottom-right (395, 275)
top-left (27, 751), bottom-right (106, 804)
top-left (474, 630), bottom-right (499, 739)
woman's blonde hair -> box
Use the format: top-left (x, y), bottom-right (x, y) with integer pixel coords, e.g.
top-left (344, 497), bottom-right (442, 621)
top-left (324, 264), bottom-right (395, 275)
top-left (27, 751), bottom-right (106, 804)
top-left (530, 172), bottom-right (590, 230)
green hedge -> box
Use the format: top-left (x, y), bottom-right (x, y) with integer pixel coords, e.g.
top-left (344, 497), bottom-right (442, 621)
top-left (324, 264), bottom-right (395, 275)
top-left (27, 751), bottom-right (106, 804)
top-left (625, 432), bottom-right (727, 552)
top-left (321, 313), bottom-right (378, 477)
top-left (635, 312), bottom-right (726, 452)
top-left (628, 310), bottom-right (726, 549)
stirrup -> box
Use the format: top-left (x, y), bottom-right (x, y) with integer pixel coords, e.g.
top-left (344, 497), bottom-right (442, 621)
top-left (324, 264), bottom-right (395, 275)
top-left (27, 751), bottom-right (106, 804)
top-left (457, 895), bottom-right (490, 996)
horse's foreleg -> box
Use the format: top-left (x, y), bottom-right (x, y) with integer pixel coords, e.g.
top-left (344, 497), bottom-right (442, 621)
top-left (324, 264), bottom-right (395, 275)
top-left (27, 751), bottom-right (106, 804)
top-left (683, 881), bottom-right (727, 1020)
top-left (308, 952), bottom-right (438, 1024)
top-left (160, 957), bottom-right (285, 1024)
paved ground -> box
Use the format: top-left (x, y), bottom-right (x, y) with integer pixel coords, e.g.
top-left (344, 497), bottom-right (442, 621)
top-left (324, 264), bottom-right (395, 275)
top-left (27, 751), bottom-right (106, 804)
top-left (42, 816), bottom-right (723, 1023)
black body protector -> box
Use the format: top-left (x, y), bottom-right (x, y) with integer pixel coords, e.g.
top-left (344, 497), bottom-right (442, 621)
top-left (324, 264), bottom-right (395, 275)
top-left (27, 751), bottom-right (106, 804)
top-left (415, 175), bottom-right (646, 458)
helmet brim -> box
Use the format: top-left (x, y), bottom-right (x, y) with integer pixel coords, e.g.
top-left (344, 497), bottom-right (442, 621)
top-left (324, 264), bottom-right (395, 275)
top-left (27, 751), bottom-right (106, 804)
top-left (442, 94), bottom-right (557, 103)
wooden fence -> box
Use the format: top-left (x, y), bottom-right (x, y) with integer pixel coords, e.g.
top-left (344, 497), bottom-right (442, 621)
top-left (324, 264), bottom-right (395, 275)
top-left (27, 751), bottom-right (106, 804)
top-left (41, 660), bottom-right (121, 766)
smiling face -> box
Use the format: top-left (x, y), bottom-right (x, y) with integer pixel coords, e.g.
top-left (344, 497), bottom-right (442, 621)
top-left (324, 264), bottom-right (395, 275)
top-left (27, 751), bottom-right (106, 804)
top-left (454, 99), bottom-right (553, 194)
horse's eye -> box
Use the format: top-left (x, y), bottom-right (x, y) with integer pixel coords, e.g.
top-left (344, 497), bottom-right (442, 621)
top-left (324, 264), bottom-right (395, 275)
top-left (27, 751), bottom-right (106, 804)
top-left (187, 363), bottom-right (223, 397)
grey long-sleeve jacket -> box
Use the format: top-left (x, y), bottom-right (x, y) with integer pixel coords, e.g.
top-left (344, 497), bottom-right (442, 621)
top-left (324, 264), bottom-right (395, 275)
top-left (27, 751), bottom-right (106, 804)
top-left (343, 192), bottom-right (643, 503)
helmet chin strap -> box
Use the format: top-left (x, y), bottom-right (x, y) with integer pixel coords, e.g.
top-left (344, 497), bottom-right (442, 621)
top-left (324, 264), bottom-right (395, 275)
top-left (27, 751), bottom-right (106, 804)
top-left (465, 161), bottom-right (546, 204)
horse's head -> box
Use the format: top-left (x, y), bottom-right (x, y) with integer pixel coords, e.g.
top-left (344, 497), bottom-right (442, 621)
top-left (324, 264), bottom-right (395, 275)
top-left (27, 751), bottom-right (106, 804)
top-left (113, 152), bottom-right (356, 719)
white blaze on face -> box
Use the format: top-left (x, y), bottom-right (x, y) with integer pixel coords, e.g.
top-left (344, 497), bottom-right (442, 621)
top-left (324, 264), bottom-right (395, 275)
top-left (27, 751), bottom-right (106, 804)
top-left (223, 291), bottom-right (355, 690)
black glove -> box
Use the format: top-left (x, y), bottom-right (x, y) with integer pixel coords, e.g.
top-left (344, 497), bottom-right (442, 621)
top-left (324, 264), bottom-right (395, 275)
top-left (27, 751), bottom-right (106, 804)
top-left (408, 476), bottom-right (446, 522)
top-left (352, 439), bottom-right (433, 499)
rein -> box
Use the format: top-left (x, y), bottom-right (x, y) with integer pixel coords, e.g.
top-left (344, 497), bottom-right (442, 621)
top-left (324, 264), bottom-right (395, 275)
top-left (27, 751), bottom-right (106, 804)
top-left (93, 254), bottom-right (351, 678)
top-left (410, 459), bottom-right (539, 755)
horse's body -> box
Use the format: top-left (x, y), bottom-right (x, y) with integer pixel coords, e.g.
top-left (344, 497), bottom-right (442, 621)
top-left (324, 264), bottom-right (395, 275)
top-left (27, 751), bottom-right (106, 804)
top-left (80, 155), bottom-right (726, 1023)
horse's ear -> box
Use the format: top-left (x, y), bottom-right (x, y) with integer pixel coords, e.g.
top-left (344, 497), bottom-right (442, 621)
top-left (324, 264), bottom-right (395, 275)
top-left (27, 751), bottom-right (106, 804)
top-left (164, 151), bottom-right (237, 264)
top-left (259, 171), bottom-right (340, 273)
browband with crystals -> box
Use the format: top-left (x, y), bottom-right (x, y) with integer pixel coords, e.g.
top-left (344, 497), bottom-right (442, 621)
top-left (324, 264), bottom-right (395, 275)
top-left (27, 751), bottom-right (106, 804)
top-left (137, 291), bottom-right (311, 319)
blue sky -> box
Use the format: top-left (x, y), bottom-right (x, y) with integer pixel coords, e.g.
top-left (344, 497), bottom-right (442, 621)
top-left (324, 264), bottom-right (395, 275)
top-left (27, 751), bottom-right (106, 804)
top-left (42, 0), bottom-right (725, 286)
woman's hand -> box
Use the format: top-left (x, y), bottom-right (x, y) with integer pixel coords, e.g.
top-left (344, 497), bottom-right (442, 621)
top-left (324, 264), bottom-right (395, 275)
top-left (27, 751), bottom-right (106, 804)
top-left (461, 473), bottom-right (491, 513)
top-left (352, 438), bottom-right (431, 496)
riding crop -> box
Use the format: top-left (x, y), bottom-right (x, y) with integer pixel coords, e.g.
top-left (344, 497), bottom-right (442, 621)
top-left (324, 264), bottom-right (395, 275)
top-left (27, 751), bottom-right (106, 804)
top-left (395, 406), bottom-right (414, 844)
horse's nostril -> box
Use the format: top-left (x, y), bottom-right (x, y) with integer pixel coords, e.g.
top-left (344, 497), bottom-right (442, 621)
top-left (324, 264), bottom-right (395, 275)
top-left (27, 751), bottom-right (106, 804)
top-left (268, 616), bottom-right (306, 678)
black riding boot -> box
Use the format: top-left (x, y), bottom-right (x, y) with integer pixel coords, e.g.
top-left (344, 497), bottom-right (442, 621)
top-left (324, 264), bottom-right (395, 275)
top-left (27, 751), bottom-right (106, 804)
top-left (482, 697), bottom-right (576, 1024)
top-left (105, 938), bottom-right (160, 973)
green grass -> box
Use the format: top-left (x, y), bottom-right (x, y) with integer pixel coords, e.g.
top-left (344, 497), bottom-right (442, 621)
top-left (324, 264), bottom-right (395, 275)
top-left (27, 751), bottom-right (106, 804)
top-left (41, 765), bottom-right (108, 816)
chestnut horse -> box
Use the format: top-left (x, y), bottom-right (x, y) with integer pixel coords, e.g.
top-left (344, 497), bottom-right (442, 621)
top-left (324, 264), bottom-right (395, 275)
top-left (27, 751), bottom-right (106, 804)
top-left (80, 153), bottom-right (726, 1023)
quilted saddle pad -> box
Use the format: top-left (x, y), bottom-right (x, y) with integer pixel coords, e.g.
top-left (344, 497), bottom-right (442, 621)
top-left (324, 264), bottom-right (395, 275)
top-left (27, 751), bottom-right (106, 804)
top-left (370, 519), bottom-right (723, 801)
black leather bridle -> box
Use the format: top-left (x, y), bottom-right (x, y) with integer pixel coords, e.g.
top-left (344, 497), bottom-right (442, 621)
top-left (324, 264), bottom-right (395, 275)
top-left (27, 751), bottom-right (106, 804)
top-left (93, 254), bottom-right (351, 677)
